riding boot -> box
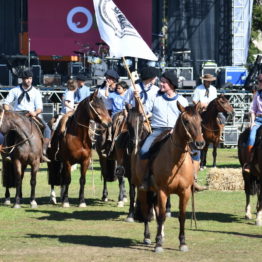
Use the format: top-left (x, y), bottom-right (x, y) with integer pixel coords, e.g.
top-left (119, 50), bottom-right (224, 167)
top-left (138, 159), bottom-right (150, 191)
top-left (243, 145), bottom-right (253, 173)
top-left (41, 138), bottom-right (51, 163)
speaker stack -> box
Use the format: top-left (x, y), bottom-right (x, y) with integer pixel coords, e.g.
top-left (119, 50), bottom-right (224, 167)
top-left (0, 64), bottom-right (12, 86)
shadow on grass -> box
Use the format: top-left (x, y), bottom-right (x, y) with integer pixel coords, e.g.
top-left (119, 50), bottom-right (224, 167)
top-left (170, 211), bottom-right (241, 223)
top-left (203, 164), bottom-right (241, 169)
top-left (26, 208), bottom-right (126, 221)
top-left (191, 228), bottom-right (262, 239)
top-left (27, 234), bottom-right (136, 247)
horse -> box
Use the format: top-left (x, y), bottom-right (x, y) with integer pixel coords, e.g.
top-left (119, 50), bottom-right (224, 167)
top-left (0, 108), bottom-right (43, 208)
top-left (238, 127), bottom-right (262, 225)
top-left (95, 120), bottom-right (128, 208)
top-left (132, 102), bottom-right (205, 252)
top-left (47, 90), bottom-right (112, 207)
top-left (200, 94), bottom-right (234, 169)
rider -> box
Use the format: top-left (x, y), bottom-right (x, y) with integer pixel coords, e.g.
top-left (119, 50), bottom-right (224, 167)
top-left (192, 73), bottom-right (226, 128)
top-left (74, 74), bottom-right (91, 104)
top-left (243, 73), bottom-right (262, 173)
top-left (2, 69), bottom-right (51, 162)
top-left (133, 66), bottom-right (160, 106)
top-left (139, 71), bottom-right (188, 190)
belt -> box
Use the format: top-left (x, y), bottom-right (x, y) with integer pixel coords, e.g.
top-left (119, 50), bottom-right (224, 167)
top-left (256, 114), bottom-right (262, 117)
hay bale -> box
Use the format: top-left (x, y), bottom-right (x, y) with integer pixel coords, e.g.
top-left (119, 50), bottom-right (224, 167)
top-left (206, 168), bottom-right (244, 191)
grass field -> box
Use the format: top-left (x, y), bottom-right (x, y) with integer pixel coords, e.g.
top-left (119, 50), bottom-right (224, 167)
top-left (0, 148), bottom-right (261, 262)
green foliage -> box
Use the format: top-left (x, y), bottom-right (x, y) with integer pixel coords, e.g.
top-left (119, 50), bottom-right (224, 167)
top-left (248, 2), bottom-right (262, 63)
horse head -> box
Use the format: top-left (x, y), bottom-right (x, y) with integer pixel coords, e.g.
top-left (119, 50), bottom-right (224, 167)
top-left (215, 94), bottom-right (234, 114)
top-left (177, 101), bottom-right (205, 150)
top-left (88, 90), bottom-right (112, 128)
top-left (126, 106), bottom-right (148, 155)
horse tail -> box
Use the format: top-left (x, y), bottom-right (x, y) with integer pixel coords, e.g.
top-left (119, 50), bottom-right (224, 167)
top-left (2, 160), bottom-right (16, 188)
top-left (134, 190), bottom-right (156, 222)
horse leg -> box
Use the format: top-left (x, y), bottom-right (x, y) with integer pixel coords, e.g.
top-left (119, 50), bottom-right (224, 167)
top-left (61, 162), bottom-right (71, 208)
top-left (50, 185), bottom-right (57, 205)
top-left (255, 183), bottom-right (262, 226)
top-left (78, 159), bottom-right (89, 207)
top-left (126, 181), bottom-right (136, 222)
top-left (245, 192), bottom-right (252, 219)
top-left (200, 143), bottom-right (209, 169)
top-left (13, 161), bottom-right (22, 208)
top-left (117, 176), bottom-right (126, 207)
top-left (4, 187), bottom-right (11, 205)
top-left (212, 144), bottom-right (218, 167)
top-left (178, 188), bottom-right (191, 252)
top-left (30, 162), bottom-right (40, 208)
top-left (166, 196), bottom-right (171, 217)
top-left (102, 179), bottom-right (108, 202)
top-left (154, 190), bottom-right (168, 253)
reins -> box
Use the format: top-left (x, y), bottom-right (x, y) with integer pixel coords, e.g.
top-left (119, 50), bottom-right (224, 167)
top-left (0, 112), bottom-right (34, 154)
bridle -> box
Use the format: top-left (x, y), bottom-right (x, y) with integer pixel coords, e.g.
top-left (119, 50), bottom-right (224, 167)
top-left (0, 109), bottom-right (5, 128)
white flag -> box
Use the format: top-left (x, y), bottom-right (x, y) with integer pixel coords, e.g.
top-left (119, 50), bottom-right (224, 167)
top-left (93, 0), bottom-right (157, 61)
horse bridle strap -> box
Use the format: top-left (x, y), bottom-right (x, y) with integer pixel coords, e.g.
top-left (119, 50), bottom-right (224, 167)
top-left (180, 112), bottom-right (193, 143)
top-left (0, 109), bottom-right (5, 128)
top-left (89, 100), bottom-right (102, 121)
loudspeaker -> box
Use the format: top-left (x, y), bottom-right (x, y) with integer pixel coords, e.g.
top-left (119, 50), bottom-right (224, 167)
top-left (42, 103), bottom-right (54, 123)
top-left (0, 64), bottom-right (12, 86)
top-left (43, 74), bottom-right (61, 86)
top-left (32, 65), bottom-right (42, 86)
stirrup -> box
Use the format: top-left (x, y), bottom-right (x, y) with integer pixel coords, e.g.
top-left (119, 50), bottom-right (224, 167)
top-left (4, 156), bottom-right (12, 162)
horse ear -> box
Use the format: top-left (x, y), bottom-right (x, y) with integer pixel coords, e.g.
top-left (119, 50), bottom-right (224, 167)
top-left (195, 102), bottom-right (202, 112)
top-left (177, 101), bottom-right (185, 113)
top-left (90, 89), bottom-right (98, 101)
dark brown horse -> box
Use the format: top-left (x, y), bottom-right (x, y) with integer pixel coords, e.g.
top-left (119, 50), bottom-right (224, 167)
top-left (0, 108), bottom-right (43, 208)
top-left (132, 102), bottom-right (205, 252)
top-left (238, 127), bottom-right (262, 225)
top-left (200, 95), bottom-right (234, 169)
top-left (47, 91), bottom-right (112, 207)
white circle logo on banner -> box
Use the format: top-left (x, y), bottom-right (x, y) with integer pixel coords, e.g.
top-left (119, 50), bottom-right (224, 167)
top-left (67, 7), bottom-right (93, 33)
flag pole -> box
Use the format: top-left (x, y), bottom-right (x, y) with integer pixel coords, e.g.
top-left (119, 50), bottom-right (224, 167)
top-left (122, 57), bottom-right (152, 133)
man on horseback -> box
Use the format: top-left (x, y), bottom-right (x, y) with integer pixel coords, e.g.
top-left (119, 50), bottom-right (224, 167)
top-left (192, 73), bottom-right (226, 130)
top-left (2, 69), bottom-right (51, 162)
top-left (243, 74), bottom-right (262, 173)
top-left (138, 71), bottom-right (188, 190)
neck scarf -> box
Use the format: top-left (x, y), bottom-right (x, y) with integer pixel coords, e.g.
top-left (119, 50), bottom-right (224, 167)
top-left (162, 93), bottom-right (179, 101)
top-left (18, 85), bottom-right (32, 104)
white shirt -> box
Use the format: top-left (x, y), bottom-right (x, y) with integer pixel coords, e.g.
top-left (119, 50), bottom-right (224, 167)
top-left (4, 85), bottom-right (43, 112)
top-left (146, 93), bottom-right (189, 128)
top-left (97, 87), bottom-right (113, 110)
top-left (192, 84), bottom-right (217, 104)
top-left (61, 90), bottom-right (75, 114)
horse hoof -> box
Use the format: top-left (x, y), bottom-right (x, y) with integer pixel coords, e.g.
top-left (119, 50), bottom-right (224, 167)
top-left (30, 200), bottom-right (38, 208)
top-left (13, 204), bottom-right (21, 209)
top-left (125, 217), bottom-right (134, 223)
top-left (144, 238), bottom-right (151, 245)
top-left (117, 201), bottom-right (124, 208)
top-left (79, 202), bottom-right (87, 208)
top-left (166, 211), bottom-right (172, 218)
top-left (50, 197), bottom-right (57, 205)
top-left (123, 197), bottom-right (128, 203)
top-left (4, 198), bottom-right (11, 206)
top-left (155, 246), bottom-right (164, 253)
top-left (245, 214), bottom-right (252, 220)
top-left (62, 202), bottom-right (70, 208)
top-left (179, 245), bottom-right (189, 252)
top-left (102, 197), bottom-right (108, 202)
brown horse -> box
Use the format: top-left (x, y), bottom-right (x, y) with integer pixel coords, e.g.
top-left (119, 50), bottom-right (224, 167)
top-left (0, 108), bottom-right (43, 208)
top-left (132, 102), bottom-right (205, 252)
top-left (200, 94), bottom-right (234, 169)
top-left (238, 127), bottom-right (262, 225)
top-left (47, 91), bottom-right (112, 207)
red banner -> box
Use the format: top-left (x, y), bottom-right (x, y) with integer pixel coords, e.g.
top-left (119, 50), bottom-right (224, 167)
top-left (28, 0), bottom-right (152, 57)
